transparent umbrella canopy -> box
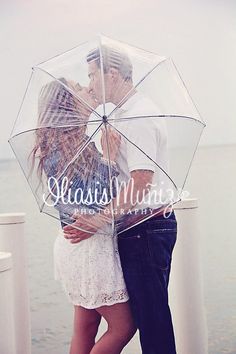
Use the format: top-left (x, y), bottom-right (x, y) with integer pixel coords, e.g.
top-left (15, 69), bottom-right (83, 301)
top-left (8, 35), bottom-right (206, 236)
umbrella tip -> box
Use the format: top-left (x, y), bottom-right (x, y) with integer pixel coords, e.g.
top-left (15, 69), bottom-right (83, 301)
top-left (102, 115), bottom-right (108, 123)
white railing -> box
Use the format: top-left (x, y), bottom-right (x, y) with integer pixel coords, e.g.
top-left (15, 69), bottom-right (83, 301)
top-left (170, 198), bottom-right (208, 354)
top-left (0, 200), bottom-right (208, 354)
top-left (0, 213), bottom-right (31, 354)
top-left (0, 251), bottom-right (16, 354)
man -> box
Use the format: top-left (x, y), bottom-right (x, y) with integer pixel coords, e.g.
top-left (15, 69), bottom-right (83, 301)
top-left (64, 45), bottom-right (177, 354)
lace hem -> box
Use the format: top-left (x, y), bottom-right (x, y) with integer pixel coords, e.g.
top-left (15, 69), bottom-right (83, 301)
top-left (61, 284), bottom-right (129, 309)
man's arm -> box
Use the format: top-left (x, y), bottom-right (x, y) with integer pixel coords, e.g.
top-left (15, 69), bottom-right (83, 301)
top-left (63, 169), bottom-right (154, 242)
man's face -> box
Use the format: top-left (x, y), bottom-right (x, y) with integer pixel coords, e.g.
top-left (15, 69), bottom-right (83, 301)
top-left (88, 61), bottom-right (114, 104)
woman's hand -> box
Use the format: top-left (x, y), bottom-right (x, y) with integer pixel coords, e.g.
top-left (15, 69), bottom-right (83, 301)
top-left (63, 212), bottom-right (111, 243)
top-left (101, 126), bottom-right (121, 162)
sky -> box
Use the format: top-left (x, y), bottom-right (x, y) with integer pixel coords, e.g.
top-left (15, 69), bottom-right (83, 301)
top-left (0, 0), bottom-right (236, 159)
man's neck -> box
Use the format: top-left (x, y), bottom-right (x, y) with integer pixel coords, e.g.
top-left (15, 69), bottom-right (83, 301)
top-left (112, 81), bottom-right (134, 105)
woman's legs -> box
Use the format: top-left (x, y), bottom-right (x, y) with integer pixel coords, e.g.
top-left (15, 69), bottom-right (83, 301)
top-left (90, 301), bottom-right (136, 354)
top-left (70, 305), bottom-right (101, 354)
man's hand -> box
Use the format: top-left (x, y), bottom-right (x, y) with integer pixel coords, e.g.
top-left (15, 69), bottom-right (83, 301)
top-left (63, 212), bottom-right (110, 243)
top-left (101, 126), bottom-right (121, 162)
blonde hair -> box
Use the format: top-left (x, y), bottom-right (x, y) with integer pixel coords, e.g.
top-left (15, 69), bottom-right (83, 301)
top-left (29, 78), bottom-right (95, 187)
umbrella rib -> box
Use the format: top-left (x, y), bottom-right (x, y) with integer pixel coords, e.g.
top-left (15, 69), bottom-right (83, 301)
top-left (107, 114), bottom-right (206, 127)
top-left (33, 66), bottom-right (102, 120)
top-left (42, 210), bottom-right (109, 236)
top-left (35, 39), bottom-right (90, 67)
top-left (8, 121), bottom-right (103, 140)
top-left (106, 121), bottom-right (178, 191)
top-left (40, 121), bottom-right (104, 211)
top-left (103, 123), bottom-right (116, 233)
top-left (42, 211), bottom-right (97, 234)
top-left (98, 35), bottom-right (106, 117)
top-left (9, 71), bottom-right (34, 138)
top-left (171, 59), bottom-right (206, 126)
top-left (100, 34), bottom-right (167, 59)
top-left (116, 198), bottom-right (181, 235)
top-left (180, 123), bottom-right (205, 192)
top-left (107, 58), bottom-right (166, 119)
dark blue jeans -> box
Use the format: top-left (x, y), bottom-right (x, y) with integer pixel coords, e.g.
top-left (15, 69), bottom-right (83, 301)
top-left (118, 212), bottom-right (177, 354)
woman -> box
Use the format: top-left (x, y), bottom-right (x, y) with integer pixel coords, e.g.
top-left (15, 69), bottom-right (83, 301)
top-left (30, 78), bottom-right (136, 354)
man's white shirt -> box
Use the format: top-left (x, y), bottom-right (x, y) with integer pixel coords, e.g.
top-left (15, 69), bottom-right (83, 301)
top-left (87, 92), bottom-right (175, 211)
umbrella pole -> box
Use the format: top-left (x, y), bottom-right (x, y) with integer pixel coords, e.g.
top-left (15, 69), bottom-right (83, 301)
top-left (0, 213), bottom-right (31, 354)
top-left (169, 198), bottom-right (208, 354)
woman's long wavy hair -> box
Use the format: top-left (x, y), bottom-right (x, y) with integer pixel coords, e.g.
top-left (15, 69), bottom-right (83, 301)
top-left (28, 78), bottom-right (93, 190)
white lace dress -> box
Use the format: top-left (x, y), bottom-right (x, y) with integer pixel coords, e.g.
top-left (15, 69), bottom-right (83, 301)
top-left (53, 223), bottom-right (129, 309)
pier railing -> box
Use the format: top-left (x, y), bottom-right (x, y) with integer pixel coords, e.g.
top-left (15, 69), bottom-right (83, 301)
top-left (0, 199), bottom-right (208, 354)
top-left (0, 213), bottom-right (31, 354)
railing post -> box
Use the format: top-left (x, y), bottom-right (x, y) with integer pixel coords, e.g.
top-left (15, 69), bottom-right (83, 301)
top-left (0, 251), bottom-right (16, 354)
top-left (169, 198), bottom-right (208, 354)
top-left (0, 213), bottom-right (31, 354)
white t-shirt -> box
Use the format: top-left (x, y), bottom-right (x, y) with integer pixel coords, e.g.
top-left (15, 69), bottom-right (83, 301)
top-left (87, 94), bottom-right (175, 211)
top-left (111, 91), bottom-right (174, 210)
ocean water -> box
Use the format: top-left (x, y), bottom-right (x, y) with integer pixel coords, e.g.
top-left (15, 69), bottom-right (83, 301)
top-left (0, 145), bottom-right (235, 354)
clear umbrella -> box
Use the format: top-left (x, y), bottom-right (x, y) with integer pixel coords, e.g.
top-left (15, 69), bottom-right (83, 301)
top-left (8, 35), bottom-right (206, 236)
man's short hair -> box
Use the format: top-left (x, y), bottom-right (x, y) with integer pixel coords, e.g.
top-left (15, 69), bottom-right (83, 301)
top-left (87, 45), bottom-right (133, 82)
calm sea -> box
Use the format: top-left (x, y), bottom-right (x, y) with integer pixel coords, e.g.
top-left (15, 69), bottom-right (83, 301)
top-left (0, 145), bottom-right (235, 353)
